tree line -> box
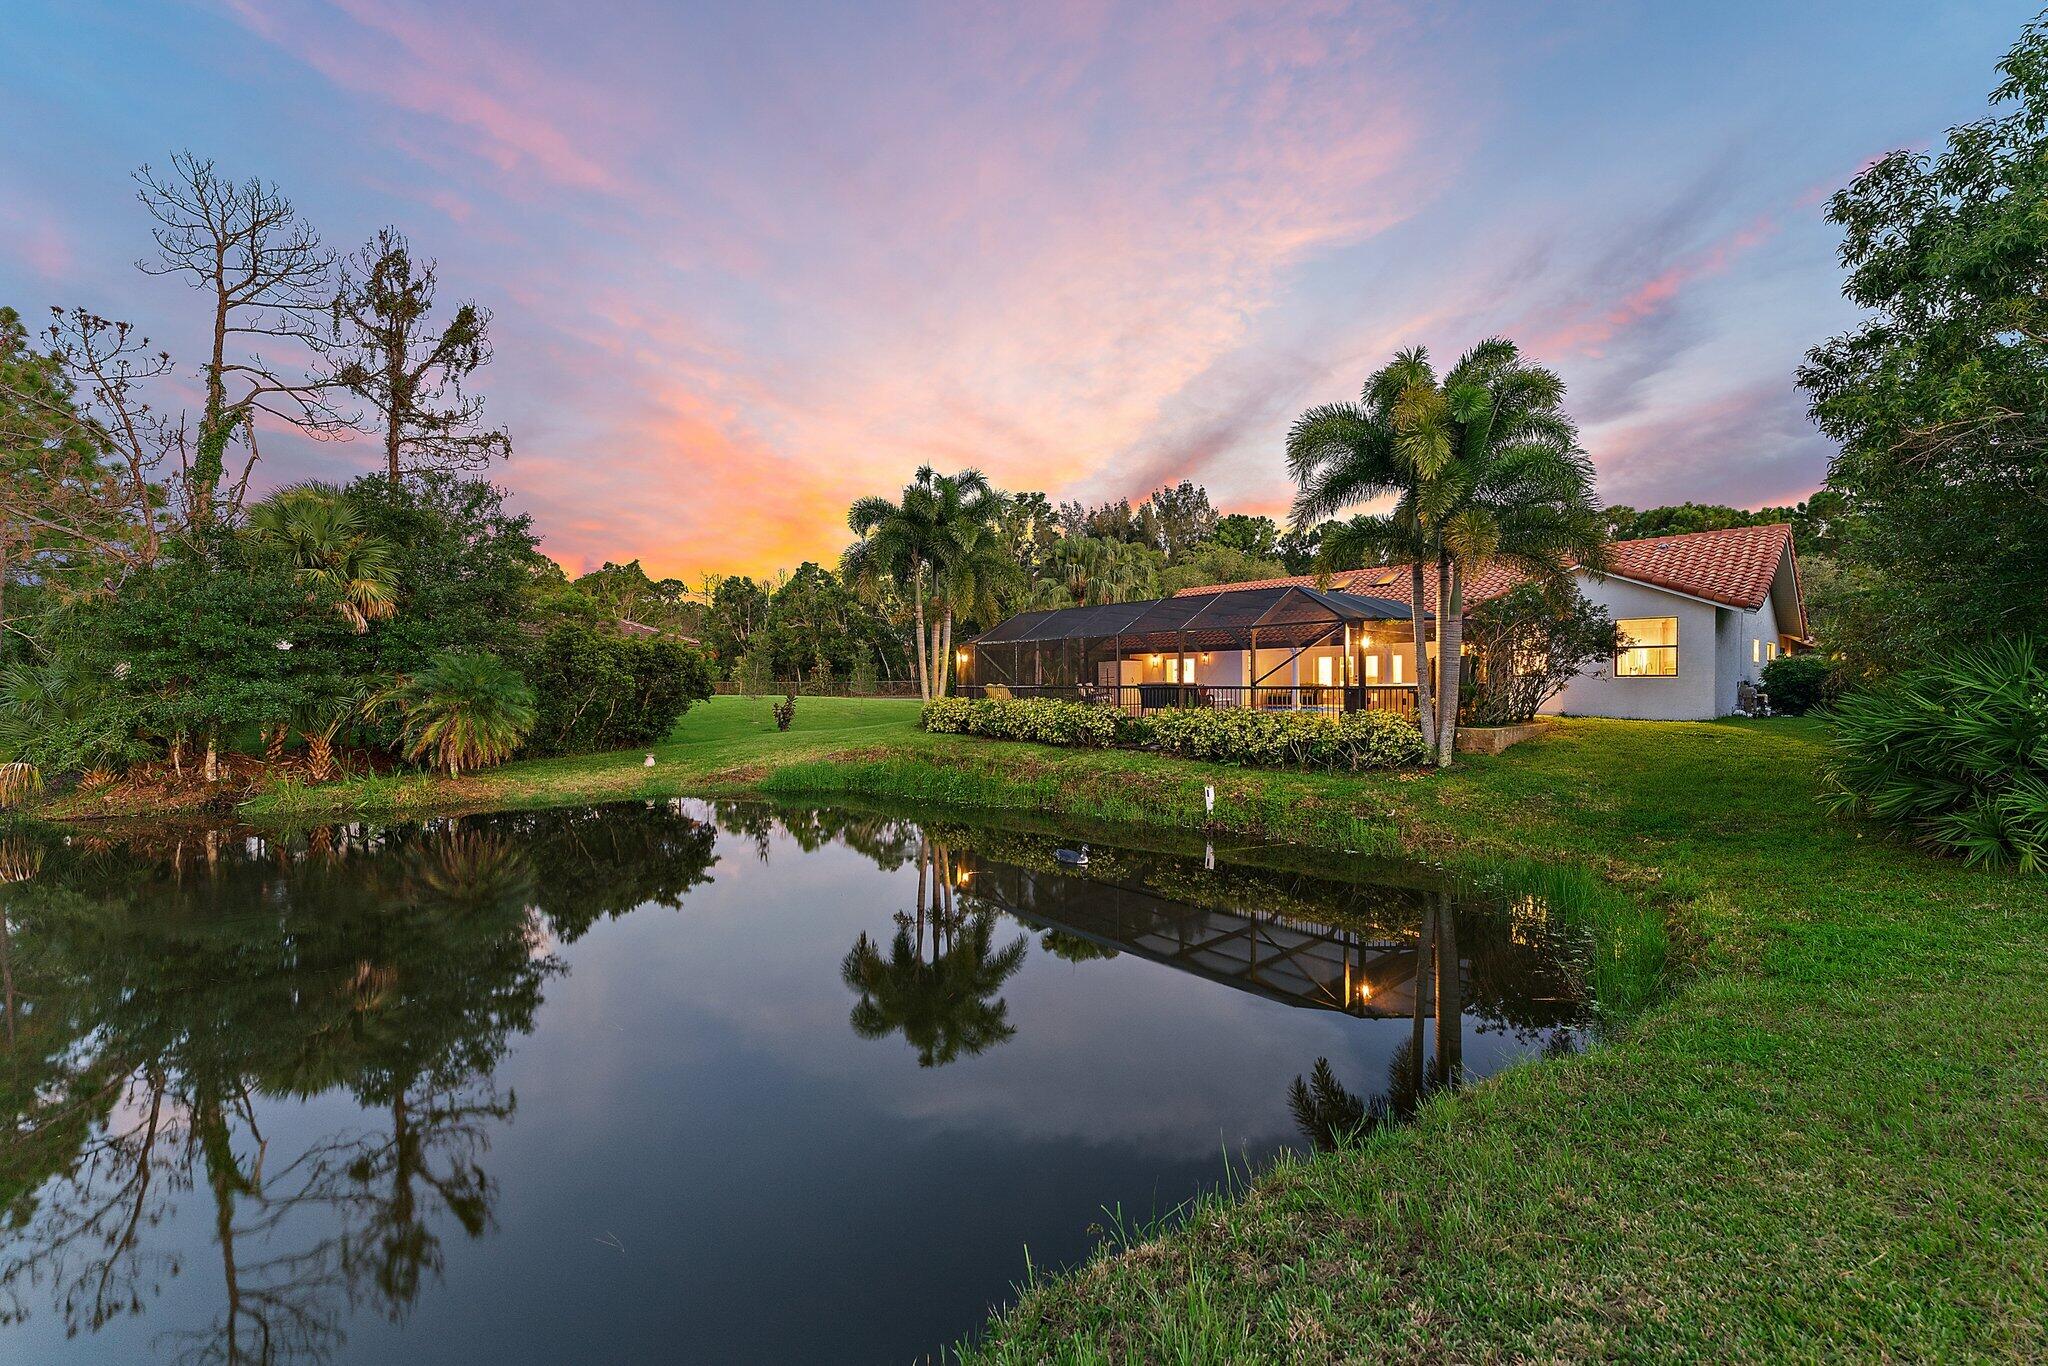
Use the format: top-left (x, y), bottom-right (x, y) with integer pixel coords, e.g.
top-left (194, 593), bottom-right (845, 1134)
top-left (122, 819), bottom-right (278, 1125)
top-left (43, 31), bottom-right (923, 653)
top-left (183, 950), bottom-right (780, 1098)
top-left (0, 152), bottom-right (712, 799)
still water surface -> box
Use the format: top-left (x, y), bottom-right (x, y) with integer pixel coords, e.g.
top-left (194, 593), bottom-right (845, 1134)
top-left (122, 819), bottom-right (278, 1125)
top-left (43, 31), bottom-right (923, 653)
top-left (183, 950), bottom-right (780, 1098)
top-left (0, 801), bottom-right (1589, 1363)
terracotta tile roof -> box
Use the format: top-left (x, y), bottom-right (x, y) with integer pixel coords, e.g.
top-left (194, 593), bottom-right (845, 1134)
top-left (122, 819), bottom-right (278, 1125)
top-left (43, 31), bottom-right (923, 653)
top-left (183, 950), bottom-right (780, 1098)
top-left (1175, 524), bottom-right (1797, 616)
top-left (1600, 523), bottom-right (1793, 613)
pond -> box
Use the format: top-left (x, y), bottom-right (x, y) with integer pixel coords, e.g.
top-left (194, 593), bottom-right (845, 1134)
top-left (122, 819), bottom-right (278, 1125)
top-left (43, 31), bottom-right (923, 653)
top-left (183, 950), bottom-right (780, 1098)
top-left (0, 800), bottom-right (1591, 1363)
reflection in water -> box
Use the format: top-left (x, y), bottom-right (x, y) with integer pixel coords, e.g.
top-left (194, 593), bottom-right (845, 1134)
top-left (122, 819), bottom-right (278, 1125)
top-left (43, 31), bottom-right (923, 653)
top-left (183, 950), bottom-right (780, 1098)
top-left (0, 802), bottom-right (1589, 1363)
top-left (0, 808), bottom-right (714, 1362)
top-left (841, 841), bottom-right (1029, 1068)
top-left (1288, 896), bottom-right (1468, 1151)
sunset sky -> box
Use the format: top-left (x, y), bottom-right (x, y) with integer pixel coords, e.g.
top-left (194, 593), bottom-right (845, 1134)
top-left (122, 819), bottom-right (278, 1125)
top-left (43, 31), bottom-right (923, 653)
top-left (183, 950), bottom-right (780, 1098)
top-left (2, 2), bottom-right (2032, 579)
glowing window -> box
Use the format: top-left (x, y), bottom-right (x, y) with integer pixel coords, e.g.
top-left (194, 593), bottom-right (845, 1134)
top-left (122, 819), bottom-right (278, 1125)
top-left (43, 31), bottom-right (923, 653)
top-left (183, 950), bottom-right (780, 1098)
top-left (1616, 617), bottom-right (1678, 677)
top-left (1752, 639), bottom-right (1762, 664)
top-left (1364, 655), bottom-right (1381, 683)
top-left (1315, 655), bottom-right (1335, 686)
top-left (1391, 652), bottom-right (1406, 684)
top-left (1766, 641), bottom-right (1779, 661)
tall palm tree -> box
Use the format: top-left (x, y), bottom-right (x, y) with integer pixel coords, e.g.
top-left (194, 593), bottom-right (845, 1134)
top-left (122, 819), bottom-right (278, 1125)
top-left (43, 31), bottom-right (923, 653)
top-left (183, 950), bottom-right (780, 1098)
top-left (843, 467), bottom-right (1001, 700)
top-left (1289, 348), bottom-right (1441, 747)
top-left (932, 519), bottom-right (1016, 697)
top-left (247, 483), bottom-right (400, 633)
top-left (1289, 340), bottom-right (1604, 764)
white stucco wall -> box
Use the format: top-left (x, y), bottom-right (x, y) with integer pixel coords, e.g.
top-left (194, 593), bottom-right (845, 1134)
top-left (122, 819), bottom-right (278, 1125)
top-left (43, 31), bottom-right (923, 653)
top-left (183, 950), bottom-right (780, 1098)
top-left (1543, 575), bottom-right (1724, 721)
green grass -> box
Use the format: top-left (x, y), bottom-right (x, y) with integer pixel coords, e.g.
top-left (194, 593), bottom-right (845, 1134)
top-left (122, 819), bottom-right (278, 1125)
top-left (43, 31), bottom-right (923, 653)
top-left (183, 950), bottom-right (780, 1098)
top-left (200, 699), bottom-right (2048, 1356)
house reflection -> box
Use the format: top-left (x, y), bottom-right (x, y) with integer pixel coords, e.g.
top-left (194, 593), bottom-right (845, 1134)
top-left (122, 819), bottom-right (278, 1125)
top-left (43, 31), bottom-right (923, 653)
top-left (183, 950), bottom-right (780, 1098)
top-left (945, 849), bottom-right (1579, 1036)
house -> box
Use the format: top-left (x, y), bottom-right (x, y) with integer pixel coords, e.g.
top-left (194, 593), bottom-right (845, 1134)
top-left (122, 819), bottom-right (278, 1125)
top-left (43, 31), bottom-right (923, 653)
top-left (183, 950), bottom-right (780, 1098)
top-left (961, 583), bottom-right (1426, 717)
top-left (1170, 523), bottom-right (1807, 722)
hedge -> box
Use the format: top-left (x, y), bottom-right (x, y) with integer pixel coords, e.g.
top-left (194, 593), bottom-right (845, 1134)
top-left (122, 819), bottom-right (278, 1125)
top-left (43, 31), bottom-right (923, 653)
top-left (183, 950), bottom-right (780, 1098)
top-left (918, 697), bottom-right (1428, 771)
top-left (919, 696), bottom-right (1123, 747)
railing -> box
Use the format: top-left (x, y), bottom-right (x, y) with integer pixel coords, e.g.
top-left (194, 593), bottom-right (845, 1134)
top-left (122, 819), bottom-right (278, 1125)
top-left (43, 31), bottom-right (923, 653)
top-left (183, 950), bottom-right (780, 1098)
top-left (987, 683), bottom-right (1419, 718)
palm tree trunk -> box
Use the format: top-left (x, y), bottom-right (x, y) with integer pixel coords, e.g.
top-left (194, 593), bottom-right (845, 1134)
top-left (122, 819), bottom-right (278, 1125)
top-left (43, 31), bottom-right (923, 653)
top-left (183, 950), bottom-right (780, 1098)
top-left (1408, 562), bottom-right (1436, 750)
top-left (911, 561), bottom-right (930, 703)
top-left (1434, 890), bottom-right (1461, 1081)
top-left (938, 609), bottom-right (955, 699)
top-left (927, 617), bottom-right (946, 700)
top-left (1436, 557), bottom-right (1465, 767)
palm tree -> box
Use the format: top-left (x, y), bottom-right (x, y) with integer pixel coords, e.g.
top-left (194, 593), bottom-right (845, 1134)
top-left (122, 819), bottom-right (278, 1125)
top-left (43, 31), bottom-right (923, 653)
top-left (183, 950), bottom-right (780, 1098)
top-left (844, 467), bottom-right (1001, 700)
top-left (1289, 340), bottom-right (1604, 764)
top-left (1289, 348), bottom-right (1441, 748)
top-left (247, 483), bottom-right (399, 633)
top-left (931, 519), bottom-right (1016, 696)
top-left (367, 651), bottom-right (535, 777)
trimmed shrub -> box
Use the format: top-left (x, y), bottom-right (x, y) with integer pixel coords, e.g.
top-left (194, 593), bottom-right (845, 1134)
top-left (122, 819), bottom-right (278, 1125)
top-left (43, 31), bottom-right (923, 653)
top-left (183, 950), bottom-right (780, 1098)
top-left (1140, 706), bottom-right (1428, 771)
top-left (1824, 638), bottom-right (2048, 870)
top-left (919, 697), bottom-right (1427, 771)
top-left (1762, 653), bottom-right (1833, 716)
top-left (918, 696), bottom-right (1121, 747)
top-left (523, 623), bottom-right (713, 756)
top-left (919, 696), bottom-right (974, 734)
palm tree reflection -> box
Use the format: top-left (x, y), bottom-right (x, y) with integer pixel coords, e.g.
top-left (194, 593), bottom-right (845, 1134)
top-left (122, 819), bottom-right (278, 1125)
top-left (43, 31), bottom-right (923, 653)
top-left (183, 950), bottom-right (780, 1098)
top-left (840, 839), bottom-right (1028, 1067)
top-left (1290, 896), bottom-right (1469, 1153)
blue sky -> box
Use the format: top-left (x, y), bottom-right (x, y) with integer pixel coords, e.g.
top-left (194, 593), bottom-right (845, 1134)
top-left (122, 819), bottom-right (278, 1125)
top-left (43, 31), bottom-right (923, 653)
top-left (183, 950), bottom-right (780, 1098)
top-left (1, 1), bottom-right (2034, 575)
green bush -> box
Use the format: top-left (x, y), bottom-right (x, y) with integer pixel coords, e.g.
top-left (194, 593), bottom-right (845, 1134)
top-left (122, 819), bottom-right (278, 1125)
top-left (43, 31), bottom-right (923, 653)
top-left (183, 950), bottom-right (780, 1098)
top-left (1140, 706), bottom-right (1428, 771)
top-left (918, 696), bottom-right (975, 734)
top-left (919, 698), bottom-right (1427, 771)
top-left (921, 697), bottom-right (1122, 747)
top-left (1763, 653), bottom-right (1834, 716)
top-left (1824, 638), bottom-right (2048, 870)
top-left (522, 623), bottom-right (713, 756)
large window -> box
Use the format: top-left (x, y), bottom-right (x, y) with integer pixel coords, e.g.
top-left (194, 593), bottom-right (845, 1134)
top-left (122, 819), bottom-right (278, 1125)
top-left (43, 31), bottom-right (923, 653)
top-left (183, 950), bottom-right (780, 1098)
top-left (1315, 654), bottom-right (1335, 686)
top-left (1616, 617), bottom-right (1678, 677)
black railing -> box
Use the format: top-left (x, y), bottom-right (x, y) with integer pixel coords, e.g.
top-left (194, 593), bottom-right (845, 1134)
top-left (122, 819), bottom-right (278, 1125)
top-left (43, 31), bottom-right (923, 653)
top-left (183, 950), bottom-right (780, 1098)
top-left (982, 682), bottom-right (1418, 718)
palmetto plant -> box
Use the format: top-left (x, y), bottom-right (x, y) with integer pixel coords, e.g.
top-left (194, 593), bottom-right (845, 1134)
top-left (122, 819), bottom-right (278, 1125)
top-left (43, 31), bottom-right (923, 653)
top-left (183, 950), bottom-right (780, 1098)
top-left (1289, 339), bottom-right (1604, 764)
top-left (0, 657), bottom-right (142, 796)
top-left (368, 651), bottom-right (535, 778)
top-left (844, 467), bottom-right (1003, 700)
top-left (1824, 638), bottom-right (2048, 871)
top-left (247, 482), bottom-right (400, 632)
top-left (295, 684), bottom-right (369, 782)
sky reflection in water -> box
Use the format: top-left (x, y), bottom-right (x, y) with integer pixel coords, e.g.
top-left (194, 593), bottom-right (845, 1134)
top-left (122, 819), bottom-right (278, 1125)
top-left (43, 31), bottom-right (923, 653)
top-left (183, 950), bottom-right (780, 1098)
top-left (0, 801), bottom-right (1588, 1363)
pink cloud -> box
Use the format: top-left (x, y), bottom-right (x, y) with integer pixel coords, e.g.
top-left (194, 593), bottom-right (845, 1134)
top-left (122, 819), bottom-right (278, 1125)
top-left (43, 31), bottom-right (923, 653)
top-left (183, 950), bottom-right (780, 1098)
top-left (220, 0), bottom-right (625, 191)
top-left (1585, 378), bottom-right (1828, 508)
top-left (1531, 213), bottom-right (1779, 359)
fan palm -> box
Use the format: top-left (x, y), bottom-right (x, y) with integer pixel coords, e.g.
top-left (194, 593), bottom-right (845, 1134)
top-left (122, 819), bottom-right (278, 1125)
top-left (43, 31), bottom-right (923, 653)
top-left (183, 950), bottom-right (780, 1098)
top-left (1289, 340), bottom-right (1604, 764)
top-left (367, 651), bottom-right (535, 777)
top-left (247, 483), bottom-right (400, 632)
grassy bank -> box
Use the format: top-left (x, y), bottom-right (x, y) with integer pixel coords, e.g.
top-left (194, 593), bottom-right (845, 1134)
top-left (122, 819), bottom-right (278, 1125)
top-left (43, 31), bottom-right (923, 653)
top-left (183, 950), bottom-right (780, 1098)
top-left (55, 696), bottom-right (2048, 1357)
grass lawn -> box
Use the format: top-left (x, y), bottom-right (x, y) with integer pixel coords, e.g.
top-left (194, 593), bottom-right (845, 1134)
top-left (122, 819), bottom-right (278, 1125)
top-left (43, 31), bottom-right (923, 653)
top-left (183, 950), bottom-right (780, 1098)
top-left (160, 699), bottom-right (2048, 1356)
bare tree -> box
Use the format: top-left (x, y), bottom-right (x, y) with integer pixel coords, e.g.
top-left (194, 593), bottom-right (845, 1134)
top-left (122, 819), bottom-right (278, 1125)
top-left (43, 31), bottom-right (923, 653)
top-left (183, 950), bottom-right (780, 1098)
top-left (331, 228), bottom-right (510, 482)
top-left (0, 307), bottom-right (151, 644)
top-left (134, 152), bottom-right (350, 527)
top-left (44, 308), bottom-right (176, 565)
